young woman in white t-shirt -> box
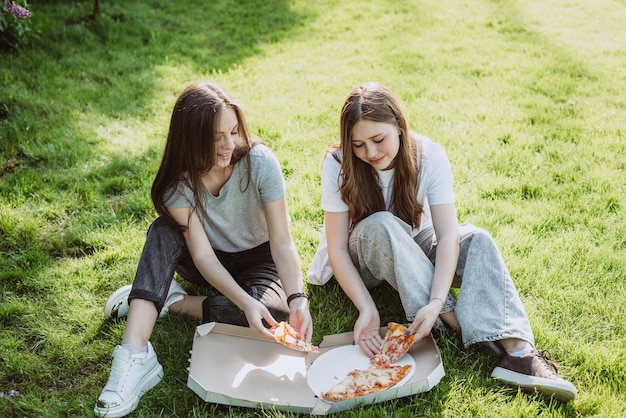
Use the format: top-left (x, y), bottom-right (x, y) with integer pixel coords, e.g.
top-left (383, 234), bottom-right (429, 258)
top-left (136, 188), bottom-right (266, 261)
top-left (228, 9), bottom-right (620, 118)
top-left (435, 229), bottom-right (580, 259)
top-left (310, 81), bottom-right (576, 402)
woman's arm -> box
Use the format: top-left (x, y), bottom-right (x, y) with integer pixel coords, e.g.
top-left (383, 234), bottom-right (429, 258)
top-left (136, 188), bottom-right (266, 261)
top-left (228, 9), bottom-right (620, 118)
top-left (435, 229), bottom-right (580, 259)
top-left (325, 210), bottom-right (383, 356)
top-left (429, 203), bottom-right (459, 304)
top-left (406, 202), bottom-right (459, 338)
top-left (263, 197), bottom-right (313, 341)
top-left (168, 206), bottom-right (277, 338)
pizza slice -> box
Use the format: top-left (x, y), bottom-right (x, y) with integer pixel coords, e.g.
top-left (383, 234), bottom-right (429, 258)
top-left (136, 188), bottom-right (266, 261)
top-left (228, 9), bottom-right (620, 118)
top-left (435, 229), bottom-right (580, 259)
top-left (321, 363), bottom-right (412, 402)
top-left (370, 322), bottom-right (415, 367)
top-left (271, 321), bottom-right (318, 353)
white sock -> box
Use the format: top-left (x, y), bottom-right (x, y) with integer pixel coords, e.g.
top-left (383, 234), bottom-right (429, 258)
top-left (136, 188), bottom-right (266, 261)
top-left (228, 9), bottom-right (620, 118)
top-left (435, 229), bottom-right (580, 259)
top-left (508, 348), bottom-right (533, 357)
top-left (122, 343), bottom-right (147, 354)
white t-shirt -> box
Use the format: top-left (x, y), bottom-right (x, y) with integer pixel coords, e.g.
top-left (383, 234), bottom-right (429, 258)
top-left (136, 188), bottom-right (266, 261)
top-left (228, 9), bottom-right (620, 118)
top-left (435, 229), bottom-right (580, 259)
top-left (309, 133), bottom-right (455, 284)
top-left (165, 144), bottom-right (285, 253)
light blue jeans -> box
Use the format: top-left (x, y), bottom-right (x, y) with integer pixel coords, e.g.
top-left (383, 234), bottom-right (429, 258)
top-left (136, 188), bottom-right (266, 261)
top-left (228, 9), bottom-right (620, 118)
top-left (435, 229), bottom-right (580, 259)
top-left (348, 212), bottom-right (535, 348)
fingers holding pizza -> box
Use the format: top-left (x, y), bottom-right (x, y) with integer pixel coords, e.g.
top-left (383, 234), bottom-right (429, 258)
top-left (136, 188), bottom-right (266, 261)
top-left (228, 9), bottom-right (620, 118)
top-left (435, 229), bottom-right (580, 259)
top-left (271, 321), bottom-right (319, 353)
top-left (287, 295), bottom-right (313, 341)
top-left (352, 321), bottom-right (416, 366)
top-left (241, 299), bottom-right (284, 339)
top-left (406, 301), bottom-right (441, 342)
top-left (370, 322), bottom-right (415, 367)
top-left (320, 323), bottom-right (416, 402)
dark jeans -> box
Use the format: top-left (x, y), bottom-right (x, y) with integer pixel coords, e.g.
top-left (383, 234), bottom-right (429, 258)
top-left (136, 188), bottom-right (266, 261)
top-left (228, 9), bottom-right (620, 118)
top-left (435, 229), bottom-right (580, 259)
top-left (128, 217), bottom-right (289, 325)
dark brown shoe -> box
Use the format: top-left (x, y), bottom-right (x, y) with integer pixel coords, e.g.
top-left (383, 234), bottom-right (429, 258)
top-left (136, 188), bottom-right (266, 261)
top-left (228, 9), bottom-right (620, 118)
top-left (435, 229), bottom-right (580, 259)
top-left (491, 349), bottom-right (577, 402)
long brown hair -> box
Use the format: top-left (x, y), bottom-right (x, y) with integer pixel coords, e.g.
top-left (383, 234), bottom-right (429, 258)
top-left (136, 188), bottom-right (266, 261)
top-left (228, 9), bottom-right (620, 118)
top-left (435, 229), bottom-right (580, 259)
top-left (151, 81), bottom-right (253, 231)
top-left (337, 82), bottom-right (422, 228)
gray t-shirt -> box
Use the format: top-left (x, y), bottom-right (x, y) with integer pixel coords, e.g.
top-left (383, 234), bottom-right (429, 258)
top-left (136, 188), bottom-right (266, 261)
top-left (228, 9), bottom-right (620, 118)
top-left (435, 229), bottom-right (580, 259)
top-left (165, 143), bottom-right (285, 252)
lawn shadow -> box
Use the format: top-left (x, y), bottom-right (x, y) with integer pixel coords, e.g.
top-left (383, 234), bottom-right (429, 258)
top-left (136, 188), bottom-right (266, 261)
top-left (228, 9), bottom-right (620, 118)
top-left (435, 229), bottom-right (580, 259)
top-left (307, 278), bottom-right (413, 342)
top-left (1, 0), bottom-right (307, 160)
top-left (0, 0), bottom-right (309, 306)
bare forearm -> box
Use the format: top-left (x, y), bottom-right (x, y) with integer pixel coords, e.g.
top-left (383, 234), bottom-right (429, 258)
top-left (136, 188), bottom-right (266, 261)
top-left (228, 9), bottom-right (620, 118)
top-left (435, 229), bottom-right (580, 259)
top-left (270, 239), bottom-right (305, 296)
top-left (194, 255), bottom-right (255, 308)
top-left (270, 238), bottom-right (312, 339)
top-left (430, 233), bottom-right (458, 302)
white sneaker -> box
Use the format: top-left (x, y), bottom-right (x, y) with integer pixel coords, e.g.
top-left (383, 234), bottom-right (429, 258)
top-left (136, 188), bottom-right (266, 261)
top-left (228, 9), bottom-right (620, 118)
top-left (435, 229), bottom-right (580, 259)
top-left (104, 280), bottom-right (188, 319)
top-left (104, 285), bottom-right (133, 319)
top-left (158, 280), bottom-right (187, 317)
top-left (94, 342), bottom-right (163, 418)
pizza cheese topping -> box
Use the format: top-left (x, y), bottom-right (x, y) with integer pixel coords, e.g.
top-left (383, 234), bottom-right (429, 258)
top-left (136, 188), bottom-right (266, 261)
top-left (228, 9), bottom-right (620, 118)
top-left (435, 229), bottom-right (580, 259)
top-left (320, 322), bottom-right (415, 402)
top-left (271, 321), bottom-right (318, 353)
top-left (378, 322), bottom-right (415, 363)
top-left (321, 363), bottom-right (412, 401)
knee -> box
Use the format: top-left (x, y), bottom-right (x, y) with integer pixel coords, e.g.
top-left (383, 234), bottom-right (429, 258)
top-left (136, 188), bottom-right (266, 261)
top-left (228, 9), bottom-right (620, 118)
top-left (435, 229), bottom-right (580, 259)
top-left (147, 217), bottom-right (179, 239)
top-left (366, 211), bottom-right (396, 225)
top-left (144, 218), bottom-right (186, 251)
top-left (473, 227), bottom-right (493, 242)
top-left (467, 227), bottom-right (498, 250)
top-left (354, 212), bottom-right (410, 239)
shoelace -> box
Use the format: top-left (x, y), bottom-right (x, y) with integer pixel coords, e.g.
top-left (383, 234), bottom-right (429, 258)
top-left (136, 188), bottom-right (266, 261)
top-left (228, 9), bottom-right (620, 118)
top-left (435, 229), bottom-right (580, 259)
top-left (104, 352), bottom-right (136, 392)
top-left (536, 350), bottom-right (559, 375)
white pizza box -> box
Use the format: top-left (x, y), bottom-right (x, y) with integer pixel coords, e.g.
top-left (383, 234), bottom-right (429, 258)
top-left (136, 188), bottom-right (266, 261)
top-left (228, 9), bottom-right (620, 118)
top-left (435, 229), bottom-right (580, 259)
top-left (187, 322), bottom-right (444, 415)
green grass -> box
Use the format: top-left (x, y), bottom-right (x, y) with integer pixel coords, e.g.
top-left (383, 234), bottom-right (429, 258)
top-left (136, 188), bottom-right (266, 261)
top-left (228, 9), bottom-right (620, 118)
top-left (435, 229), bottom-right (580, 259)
top-left (1, 0), bottom-right (625, 416)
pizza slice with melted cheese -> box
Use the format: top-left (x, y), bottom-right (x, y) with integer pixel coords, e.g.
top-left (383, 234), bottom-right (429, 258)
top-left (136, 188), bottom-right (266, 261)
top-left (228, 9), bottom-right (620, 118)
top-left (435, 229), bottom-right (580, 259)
top-left (321, 363), bottom-right (412, 401)
top-left (319, 322), bottom-right (417, 402)
top-left (271, 321), bottom-right (318, 353)
top-left (370, 322), bottom-right (415, 367)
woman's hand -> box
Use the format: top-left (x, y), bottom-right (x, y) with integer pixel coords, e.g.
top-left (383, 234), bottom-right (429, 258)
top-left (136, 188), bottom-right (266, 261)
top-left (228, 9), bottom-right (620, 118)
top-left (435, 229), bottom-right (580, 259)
top-left (288, 297), bottom-right (313, 341)
top-left (242, 298), bottom-right (279, 339)
top-left (407, 300), bottom-right (442, 341)
top-left (353, 309), bottom-right (383, 357)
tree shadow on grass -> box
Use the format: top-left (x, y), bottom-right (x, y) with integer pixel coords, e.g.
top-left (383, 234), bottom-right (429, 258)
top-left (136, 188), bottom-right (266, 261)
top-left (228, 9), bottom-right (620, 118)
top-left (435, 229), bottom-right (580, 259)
top-left (0, 0), bottom-right (309, 271)
top-left (1, 0), bottom-right (307, 160)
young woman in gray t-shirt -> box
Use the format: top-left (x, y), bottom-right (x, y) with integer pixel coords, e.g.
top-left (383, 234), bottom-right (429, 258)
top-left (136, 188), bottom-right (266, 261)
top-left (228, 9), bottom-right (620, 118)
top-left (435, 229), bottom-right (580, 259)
top-left (95, 82), bottom-right (312, 418)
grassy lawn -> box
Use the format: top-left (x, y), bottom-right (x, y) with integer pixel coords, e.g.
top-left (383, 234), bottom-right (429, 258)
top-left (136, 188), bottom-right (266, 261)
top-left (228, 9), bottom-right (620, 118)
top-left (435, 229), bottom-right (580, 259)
top-left (1, 0), bottom-right (624, 416)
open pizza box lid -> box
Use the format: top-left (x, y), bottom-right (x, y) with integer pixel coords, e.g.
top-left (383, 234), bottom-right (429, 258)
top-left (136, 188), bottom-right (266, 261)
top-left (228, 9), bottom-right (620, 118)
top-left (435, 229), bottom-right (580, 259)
top-left (187, 322), bottom-right (444, 414)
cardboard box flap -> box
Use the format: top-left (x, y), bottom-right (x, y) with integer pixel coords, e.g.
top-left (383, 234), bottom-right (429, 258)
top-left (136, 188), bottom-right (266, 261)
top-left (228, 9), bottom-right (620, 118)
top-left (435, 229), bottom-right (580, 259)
top-left (188, 323), bottom-right (444, 415)
top-left (188, 323), bottom-right (321, 413)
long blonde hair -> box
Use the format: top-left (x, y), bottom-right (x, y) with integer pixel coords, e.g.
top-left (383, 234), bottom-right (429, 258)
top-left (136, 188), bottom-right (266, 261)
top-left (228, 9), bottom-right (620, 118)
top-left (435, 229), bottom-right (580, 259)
top-left (337, 82), bottom-right (422, 228)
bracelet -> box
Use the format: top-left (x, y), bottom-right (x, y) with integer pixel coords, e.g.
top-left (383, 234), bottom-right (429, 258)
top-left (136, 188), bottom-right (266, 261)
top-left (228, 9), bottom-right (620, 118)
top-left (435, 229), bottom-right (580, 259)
top-left (287, 292), bottom-right (309, 305)
top-left (429, 297), bottom-right (445, 307)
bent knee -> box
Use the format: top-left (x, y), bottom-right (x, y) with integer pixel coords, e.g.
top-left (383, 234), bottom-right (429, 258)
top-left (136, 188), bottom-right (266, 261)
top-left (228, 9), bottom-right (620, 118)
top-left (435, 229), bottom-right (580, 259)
top-left (462, 226), bottom-right (499, 252)
top-left (147, 217), bottom-right (181, 239)
top-left (353, 212), bottom-right (411, 239)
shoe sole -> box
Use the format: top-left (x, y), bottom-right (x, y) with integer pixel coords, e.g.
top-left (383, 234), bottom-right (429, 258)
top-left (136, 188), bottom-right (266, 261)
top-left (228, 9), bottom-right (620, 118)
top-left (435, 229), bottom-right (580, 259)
top-left (491, 366), bottom-right (577, 402)
top-left (93, 363), bottom-right (164, 418)
top-left (104, 285), bottom-right (132, 319)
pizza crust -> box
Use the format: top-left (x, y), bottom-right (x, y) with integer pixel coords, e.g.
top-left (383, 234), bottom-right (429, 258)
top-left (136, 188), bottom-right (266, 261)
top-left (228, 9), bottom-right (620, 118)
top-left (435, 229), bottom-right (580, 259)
top-left (271, 321), bottom-right (318, 353)
top-left (321, 364), bottom-right (412, 401)
top-left (320, 323), bottom-right (416, 402)
top-left (378, 322), bottom-right (415, 363)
